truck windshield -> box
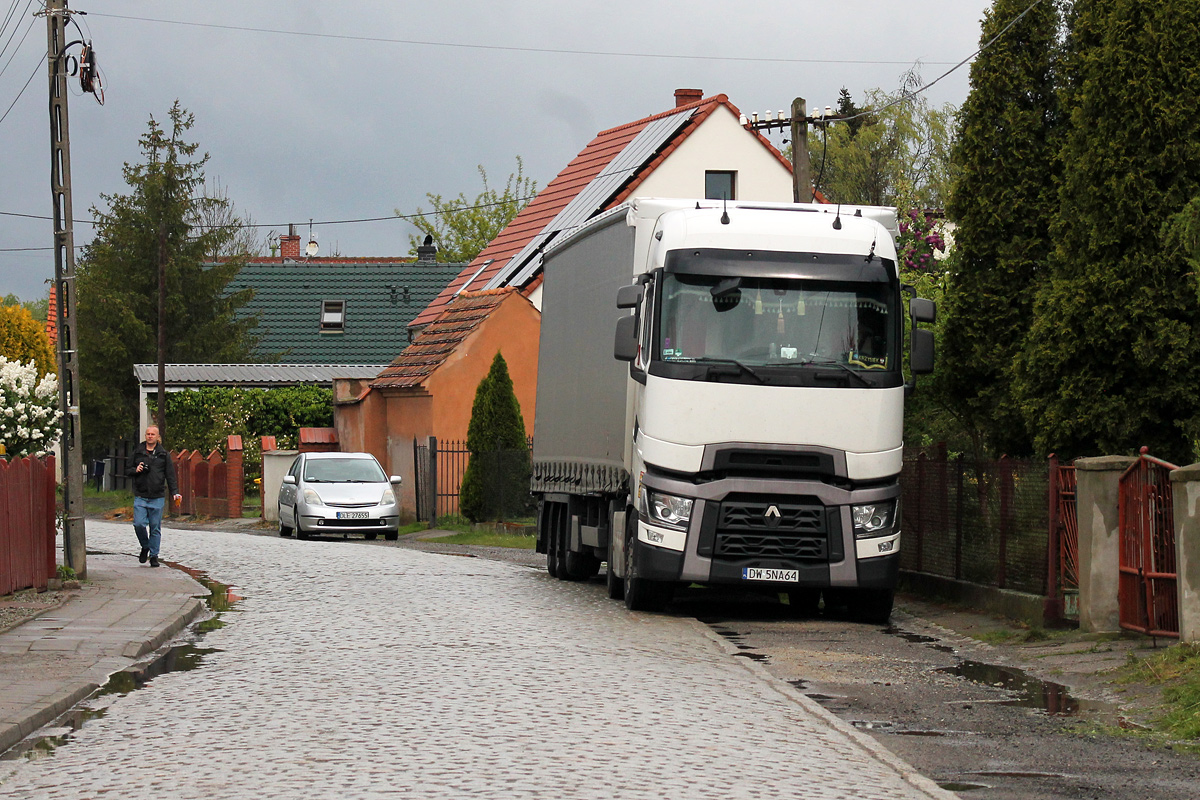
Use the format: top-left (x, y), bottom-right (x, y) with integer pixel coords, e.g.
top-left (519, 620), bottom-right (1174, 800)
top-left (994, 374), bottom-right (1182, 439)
top-left (657, 274), bottom-right (894, 370)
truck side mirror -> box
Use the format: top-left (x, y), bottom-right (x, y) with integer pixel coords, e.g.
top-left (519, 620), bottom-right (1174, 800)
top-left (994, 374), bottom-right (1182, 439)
top-left (910, 297), bottom-right (936, 324)
top-left (911, 328), bottom-right (935, 375)
top-left (616, 284), bottom-right (644, 309)
top-left (614, 314), bottom-right (638, 361)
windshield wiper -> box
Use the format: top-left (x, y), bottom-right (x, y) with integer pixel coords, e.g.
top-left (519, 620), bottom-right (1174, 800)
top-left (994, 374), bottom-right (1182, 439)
top-left (803, 357), bottom-right (871, 387)
top-left (703, 358), bottom-right (767, 384)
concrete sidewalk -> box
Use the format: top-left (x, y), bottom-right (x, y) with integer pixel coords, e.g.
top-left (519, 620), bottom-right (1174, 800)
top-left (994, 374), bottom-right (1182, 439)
top-left (0, 553), bottom-right (208, 754)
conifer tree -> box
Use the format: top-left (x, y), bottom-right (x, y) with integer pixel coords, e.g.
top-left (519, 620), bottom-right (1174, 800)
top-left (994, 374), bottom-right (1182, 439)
top-left (1015, 0), bottom-right (1200, 461)
top-left (459, 352), bottom-right (531, 521)
top-left (939, 0), bottom-right (1063, 458)
top-left (77, 102), bottom-right (258, 455)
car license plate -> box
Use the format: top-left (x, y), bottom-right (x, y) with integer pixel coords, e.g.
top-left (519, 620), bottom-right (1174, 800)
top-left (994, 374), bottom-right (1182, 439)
top-left (336, 511), bottom-right (368, 520)
top-left (742, 567), bottom-right (799, 582)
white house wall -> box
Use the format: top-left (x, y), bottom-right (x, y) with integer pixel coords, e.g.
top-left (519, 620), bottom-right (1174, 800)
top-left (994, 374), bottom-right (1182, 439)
top-left (631, 106), bottom-right (794, 202)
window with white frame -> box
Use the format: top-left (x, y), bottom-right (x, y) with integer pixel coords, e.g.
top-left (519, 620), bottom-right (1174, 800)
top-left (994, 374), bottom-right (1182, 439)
top-left (320, 300), bottom-right (346, 332)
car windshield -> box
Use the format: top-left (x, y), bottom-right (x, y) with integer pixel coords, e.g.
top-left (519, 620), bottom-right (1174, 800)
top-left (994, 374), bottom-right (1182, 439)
top-left (657, 274), bottom-right (893, 370)
top-left (303, 458), bottom-right (387, 483)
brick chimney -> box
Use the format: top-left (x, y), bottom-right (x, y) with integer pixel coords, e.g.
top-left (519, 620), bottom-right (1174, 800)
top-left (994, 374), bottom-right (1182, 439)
top-left (674, 88), bottom-right (703, 108)
top-left (416, 234), bottom-right (437, 265)
top-left (280, 224), bottom-right (301, 260)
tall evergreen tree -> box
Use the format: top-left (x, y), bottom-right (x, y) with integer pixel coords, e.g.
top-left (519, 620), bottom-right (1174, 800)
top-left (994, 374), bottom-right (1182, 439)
top-left (77, 102), bottom-right (258, 455)
top-left (1014, 0), bottom-right (1200, 461)
top-left (459, 352), bottom-right (531, 522)
top-left (939, 0), bottom-right (1063, 458)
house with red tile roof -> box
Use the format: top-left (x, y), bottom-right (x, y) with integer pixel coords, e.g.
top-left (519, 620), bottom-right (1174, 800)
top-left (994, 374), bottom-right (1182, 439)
top-left (338, 89), bottom-right (809, 517)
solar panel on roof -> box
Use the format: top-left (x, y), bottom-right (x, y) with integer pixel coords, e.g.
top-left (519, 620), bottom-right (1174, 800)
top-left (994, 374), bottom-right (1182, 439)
top-left (482, 108), bottom-right (696, 291)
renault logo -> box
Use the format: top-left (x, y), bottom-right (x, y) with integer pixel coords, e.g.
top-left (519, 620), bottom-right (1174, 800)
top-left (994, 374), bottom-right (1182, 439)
top-left (764, 505), bottom-right (782, 528)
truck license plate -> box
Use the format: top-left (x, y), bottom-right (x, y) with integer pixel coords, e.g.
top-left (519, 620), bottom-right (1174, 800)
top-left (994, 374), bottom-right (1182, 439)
top-left (336, 511), bottom-right (368, 520)
top-left (742, 567), bottom-right (799, 582)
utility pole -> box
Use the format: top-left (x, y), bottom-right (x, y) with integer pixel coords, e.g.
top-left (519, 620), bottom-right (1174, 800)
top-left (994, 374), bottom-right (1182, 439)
top-left (789, 97), bottom-right (811, 203)
top-left (44, 0), bottom-right (86, 577)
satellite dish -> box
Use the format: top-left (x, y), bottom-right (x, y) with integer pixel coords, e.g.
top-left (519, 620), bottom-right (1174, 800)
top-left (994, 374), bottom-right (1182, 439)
top-left (305, 237), bottom-right (319, 257)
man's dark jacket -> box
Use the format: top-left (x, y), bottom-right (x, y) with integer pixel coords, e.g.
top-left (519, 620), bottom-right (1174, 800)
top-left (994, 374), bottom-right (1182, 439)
top-left (125, 442), bottom-right (178, 500)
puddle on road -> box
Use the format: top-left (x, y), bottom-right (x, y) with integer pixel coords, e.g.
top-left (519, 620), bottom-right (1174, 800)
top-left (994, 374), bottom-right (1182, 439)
top-left (938, 660), bottom-right (1089, 715)
top-left (939, 781), bottom-right (991, 792)
top-left (883, 626), bottom-right (955, 653)
top-left (1, 564), bottom-right (238, 762)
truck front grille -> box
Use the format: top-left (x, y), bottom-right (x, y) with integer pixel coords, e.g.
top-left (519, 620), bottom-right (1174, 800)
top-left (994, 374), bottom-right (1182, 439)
top-left (713, 499), bottom-right (828, 560)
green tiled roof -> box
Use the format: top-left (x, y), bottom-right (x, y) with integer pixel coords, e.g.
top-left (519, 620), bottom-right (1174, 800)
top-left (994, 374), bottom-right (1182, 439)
top-left (224, 258), bottom-right (465, 364)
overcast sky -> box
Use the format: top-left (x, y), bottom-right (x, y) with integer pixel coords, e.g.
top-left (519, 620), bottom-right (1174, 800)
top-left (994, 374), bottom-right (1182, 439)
top-left (0, 0), bottom-right (994, 301)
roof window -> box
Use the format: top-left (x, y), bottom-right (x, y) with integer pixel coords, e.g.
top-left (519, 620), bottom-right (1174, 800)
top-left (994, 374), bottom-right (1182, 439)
top-left (320, 300), bottom-right (346, 332)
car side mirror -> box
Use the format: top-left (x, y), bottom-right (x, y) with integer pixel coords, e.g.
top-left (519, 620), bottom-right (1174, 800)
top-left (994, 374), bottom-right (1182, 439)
top-left (283, 475), bottom-right (297, 485)
top-left (614, 314), bottom-right (638, 361)
top-left (389, 475), bottom-right (402, 485)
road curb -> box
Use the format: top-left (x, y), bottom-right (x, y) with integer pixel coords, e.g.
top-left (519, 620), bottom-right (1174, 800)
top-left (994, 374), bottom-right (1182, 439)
top-left (0, 592), bottom-right (208, 758)
top-left (687, 617), bottom-right (961, 800)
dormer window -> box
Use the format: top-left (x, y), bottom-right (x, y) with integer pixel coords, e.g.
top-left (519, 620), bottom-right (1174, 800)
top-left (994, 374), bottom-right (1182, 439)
top-left (320, 300), bottom-right (346, 332)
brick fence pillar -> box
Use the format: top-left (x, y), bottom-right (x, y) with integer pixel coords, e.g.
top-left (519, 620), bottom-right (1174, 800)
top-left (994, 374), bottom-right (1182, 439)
top-left (1170, 464), bottom-right (1200, 643)
top-left (226, 435), bottom-right (244, 519)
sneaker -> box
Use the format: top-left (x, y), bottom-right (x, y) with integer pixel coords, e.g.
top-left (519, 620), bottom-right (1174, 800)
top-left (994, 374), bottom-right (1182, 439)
top-left (139, 547), bottom-right (149, 564)
top-left (149, 556), bottom-right (160, 568)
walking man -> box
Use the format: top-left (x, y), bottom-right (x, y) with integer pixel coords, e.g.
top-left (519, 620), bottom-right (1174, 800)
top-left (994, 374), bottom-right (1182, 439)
top-left (126, 425), bottom-right (181, 567)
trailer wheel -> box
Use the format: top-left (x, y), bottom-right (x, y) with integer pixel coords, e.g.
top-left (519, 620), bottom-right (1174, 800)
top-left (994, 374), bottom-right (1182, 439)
top-left (554, 504), bottom-right (570, 578)
top-left (851, 588), bottom-right (894, 625)
top-left (623, 519), bottom-right (673, 612)
top-left (545, 504), bottom-right (559, 578)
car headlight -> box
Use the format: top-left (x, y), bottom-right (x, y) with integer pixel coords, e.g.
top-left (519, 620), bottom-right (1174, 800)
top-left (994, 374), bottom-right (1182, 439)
top-left (852, 501), bottom-right (895, 538)
top-left (303, 487), bottom-right (323, 506)
top-left (643, 489), bottom-right (693, 530)
top-left (380, 487), bottom-right (396, 505)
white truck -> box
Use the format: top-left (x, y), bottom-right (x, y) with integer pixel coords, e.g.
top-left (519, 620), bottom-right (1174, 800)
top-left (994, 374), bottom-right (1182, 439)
top-left (531, 198), bottom-right (935, 621)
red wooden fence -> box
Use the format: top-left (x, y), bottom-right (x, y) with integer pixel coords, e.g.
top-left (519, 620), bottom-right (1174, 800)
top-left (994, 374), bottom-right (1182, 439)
top-left (171, 436), bottom-right (244, 519)
top-left (0, 455), bottom-right (57, 595)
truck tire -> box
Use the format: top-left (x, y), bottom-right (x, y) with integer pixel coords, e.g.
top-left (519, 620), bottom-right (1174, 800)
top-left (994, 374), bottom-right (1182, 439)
top-left (553, 504), bottom-right (570, 578)
top-left (623, 521), bottom-right (673, 612)
top-left (852, 588), bottom-right (894, 624)
top-left (785, 589), bottom-right (820, 618)
top-left (545, 504), bottom-right (560, 578)
top-left (606, 528), bottom-right (624, 600)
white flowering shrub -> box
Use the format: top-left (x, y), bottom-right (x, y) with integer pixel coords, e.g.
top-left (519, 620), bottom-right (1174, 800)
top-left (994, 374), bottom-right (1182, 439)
top-left (0, 356), bottom-right (62, 459)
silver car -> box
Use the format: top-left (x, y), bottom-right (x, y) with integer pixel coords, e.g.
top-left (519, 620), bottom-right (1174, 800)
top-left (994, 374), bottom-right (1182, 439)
top-left (278, 452), bottom-right (402, 540)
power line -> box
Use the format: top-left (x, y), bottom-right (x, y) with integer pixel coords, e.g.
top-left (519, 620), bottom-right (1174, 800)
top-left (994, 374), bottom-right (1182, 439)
top-left (0, 49), bottom-right (42, 125)
top-left (86, 12), bottom-right (958, 68)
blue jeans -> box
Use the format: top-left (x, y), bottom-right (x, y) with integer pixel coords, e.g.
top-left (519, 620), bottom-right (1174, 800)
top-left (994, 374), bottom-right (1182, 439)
top-left (133, 496), bottom-right (166, 558)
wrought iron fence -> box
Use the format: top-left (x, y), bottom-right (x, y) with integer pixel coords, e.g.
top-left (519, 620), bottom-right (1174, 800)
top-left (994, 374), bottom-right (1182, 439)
top-left (900, 448), bottom-right (1049, 595)
top-left (413, 437), bottom-right (534, 523)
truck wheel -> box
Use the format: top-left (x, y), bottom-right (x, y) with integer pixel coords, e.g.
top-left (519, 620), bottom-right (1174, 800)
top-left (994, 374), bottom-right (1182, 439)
top-left (554, 505), bottom-right (570, 578)
top-left (623, 524), bottom-right (673, 612)
top-left (545, 504), bottom-right (559, 578)
top-left (606, 530), bottom-right (624, 600)
top-left (852, 588), bottom-right (894, 625)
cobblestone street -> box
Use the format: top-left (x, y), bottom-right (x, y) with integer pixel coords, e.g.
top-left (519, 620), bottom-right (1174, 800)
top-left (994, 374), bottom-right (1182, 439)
top-left (0, 522), bottom-right (951, 799)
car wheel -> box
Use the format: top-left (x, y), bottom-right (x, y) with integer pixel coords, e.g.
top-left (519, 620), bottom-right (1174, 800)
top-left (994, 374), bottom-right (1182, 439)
top-left (364, 532), bottom-right (378, 541)
top-left (278, 509), bottom-right (293, 538)
top-left (295, 508), bottom-right (309, 540)
top-left (384, 530), bottom-right (399, 541)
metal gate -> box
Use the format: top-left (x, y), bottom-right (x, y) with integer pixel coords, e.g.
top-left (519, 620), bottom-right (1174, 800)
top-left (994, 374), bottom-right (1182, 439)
top-left (1047, 455), bottom-right (1078, 620)
top-left (1118, 449), bottom-right (1179, 637)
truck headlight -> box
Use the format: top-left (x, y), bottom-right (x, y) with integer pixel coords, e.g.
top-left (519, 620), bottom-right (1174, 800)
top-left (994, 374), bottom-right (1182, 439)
top-left (644, 490), bottom-right (693, 530)
top-left (852, 501), bottom-right (895, 538)
top-left (303, 487), bottom-right (323, 506)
